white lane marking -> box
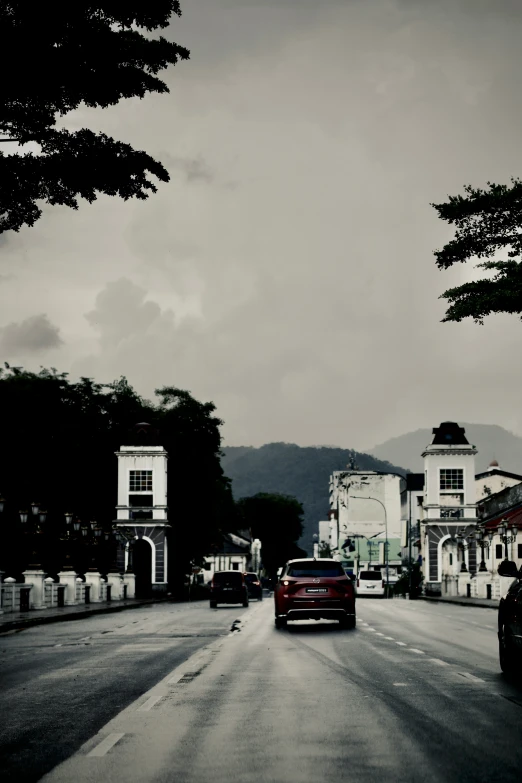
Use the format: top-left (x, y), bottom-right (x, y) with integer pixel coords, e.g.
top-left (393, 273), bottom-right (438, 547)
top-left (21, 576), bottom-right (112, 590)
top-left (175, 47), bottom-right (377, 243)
top-left (485, 625), bottom-right (494, 630)
top-left (395, 641), bottom-right (407, 646)
top-left (408, 648), bottom-right (425, 654)
top-left (429, 658), bottom-right (449, 666)
top-left (375, 632), bottom-right (385, 636)
top-left (361, 622), bottom-right (369, 626)
top-left (87, 733), bottom-right (125, 757)
top-left (458, 672), bottom-right (485, 683)
top-left (384, 636), bottom-right (394, 640)
top-left (470, 621), bottom-right (478, 625)
top-left (393, 683), bottom-right (408, 687)
top-left (367, 628), bottom-right (376, 632)
top-left (54, 644), bottom-right (62, 647)
top-left (137, 691), bottom-right (166, 712)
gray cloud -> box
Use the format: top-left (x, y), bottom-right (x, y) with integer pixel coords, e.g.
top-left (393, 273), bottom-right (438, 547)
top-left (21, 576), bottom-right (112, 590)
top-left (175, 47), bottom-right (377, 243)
top-left (2, 0), bottom-right (522, 450)
top-left (0, 314), bottom-right (63, 355)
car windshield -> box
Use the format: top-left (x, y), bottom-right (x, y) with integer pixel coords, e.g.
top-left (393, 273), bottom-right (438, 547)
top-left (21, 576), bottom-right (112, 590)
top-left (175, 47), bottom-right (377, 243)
top-left (244, 574), bottom-right (258, 583)
top-left (213, 572), bottom-right (242, 585)
top-left (359, 571), bottom-right (382, 580)
top-left (287, 561), bottom-right (345, 578)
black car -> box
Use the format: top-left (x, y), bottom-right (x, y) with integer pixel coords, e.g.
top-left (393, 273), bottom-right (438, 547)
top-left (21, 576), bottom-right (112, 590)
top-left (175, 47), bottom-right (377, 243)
top-left (498, 559), bottom-right (522, 675)
top-left (244, 572), bottom-right (263, 600)
top-left (210, 570), bottom-right (249, 608)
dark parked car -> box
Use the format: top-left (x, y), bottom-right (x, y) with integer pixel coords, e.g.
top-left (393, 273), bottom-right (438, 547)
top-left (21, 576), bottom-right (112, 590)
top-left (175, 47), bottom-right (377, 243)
top-left (498, 559), bottom-right (522, 674)
top-left (244, 572), bottom-right (263, 600)
top-left (210, 571), bottom-right (249, 608)
top-left (274, 558), bottom-right (356, 629)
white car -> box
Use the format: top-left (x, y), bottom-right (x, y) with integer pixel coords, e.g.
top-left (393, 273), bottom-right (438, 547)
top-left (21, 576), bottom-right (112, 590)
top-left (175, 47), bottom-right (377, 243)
top-left (357, 570), bottom-right (385, 597)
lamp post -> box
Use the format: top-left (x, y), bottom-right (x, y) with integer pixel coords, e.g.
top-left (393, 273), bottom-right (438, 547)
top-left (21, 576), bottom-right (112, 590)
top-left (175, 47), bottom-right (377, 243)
top-left (455, 532), bottom-right (471, 572)
top-left (349, 496), bottom-right (389, 594)
top-left (497, 518), bottom-right (517, 560)
top-left (473, 527), bottom-right (489, 572)
top-left (312, 533), bottom-right (319, 558)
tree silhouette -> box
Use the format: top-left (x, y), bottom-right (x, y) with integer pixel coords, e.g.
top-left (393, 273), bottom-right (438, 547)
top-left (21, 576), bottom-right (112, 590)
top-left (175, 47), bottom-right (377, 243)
top-left (0, 2), bottom-right (189, 233)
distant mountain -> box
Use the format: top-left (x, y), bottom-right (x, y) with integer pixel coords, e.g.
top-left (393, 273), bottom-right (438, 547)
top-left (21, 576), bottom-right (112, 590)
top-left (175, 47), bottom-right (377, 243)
top-left (220, 442), bottom-right (407, 556)
top-left (368, 423), bottom-right (522, 474)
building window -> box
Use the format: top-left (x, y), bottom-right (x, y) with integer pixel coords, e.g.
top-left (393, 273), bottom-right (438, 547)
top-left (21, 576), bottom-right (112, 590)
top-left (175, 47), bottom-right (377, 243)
top-left (129, 470), bottom-right (152, 492)
top-left (232, 562), bottom-right (239, 570)
top-left (449, 554), bottom-right (453, 566)
top-left (518, 543), bottom-right (522, 559)
top-left (495, 544), bottom-right (503, 559)
top-left (440, 469), bottom-right (464, 491)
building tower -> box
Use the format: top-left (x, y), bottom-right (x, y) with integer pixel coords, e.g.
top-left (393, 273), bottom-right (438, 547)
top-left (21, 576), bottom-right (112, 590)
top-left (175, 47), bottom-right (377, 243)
top-left (421, 421), bottom-right (477, 593)
top-left (114, 423), bottom-right (171, 596)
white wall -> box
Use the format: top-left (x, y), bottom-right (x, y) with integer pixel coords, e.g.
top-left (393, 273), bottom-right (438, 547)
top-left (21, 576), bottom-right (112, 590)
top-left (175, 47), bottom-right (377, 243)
top-left (115, 445), bottom-right (168, 521)
top-left (329, 471), bottom-right (404, 542)
top-left (476, 474), bottom-right (522, 502)
top-left (423, 446), bottom-right (477, 520)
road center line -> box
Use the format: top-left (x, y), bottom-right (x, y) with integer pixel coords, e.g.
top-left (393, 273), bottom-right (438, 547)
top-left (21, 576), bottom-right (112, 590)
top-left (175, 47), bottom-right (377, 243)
top-left (395, 641), bottom-right (407, 646)
top-left (409, 648), bottom-right (425, 654)
top-left (393, 683), bottom-right (408, 687)
top-left (429, 658), bottom-right (449, 666)
top-left (383, 636), bottom-right (394, 640)
top-left (87, 733), bottom-right (125, 757)
top-left (375, 632), bottom-right (385, 636)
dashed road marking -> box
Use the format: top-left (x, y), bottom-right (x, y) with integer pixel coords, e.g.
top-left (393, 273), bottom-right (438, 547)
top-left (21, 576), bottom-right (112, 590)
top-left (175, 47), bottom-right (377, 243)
top-left (393, 683), bottom-right (408, 687)
top-left (458, 672), bottom-right (485, 683)
top-left (409, 648), bottom-right (425, 654)
top-left (395, 641), bottom-right (407, 646)
top-left (367, 628), bottom-right (376, 632)
top-left (384, 636), bottom-right (394, 640)
top-left (87, 733), bottom-right (125, 757)
top-left (429, 658), bottom-right (449, 666)
top-left (137, 691), bottom-right (166, 712)
top-left (485, 625), bottom-right (494, 630)
top-left (375, 632), bottom-right (385, 636)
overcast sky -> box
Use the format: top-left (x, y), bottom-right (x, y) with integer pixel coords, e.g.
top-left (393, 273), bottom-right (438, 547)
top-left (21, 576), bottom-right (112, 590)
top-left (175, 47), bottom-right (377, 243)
top-left (2, 0), bottom-right (522, 451)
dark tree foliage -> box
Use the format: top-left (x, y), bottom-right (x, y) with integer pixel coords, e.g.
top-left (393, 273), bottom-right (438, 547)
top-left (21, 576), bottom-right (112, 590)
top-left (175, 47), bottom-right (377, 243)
top-left (236, 492), bottom-right (306, 580)
top-left (432, 178), bottom-right (522, 324)
top-left (0, 2), bottom-right (189, 233)
top-left (0, 366), bottom-right (234, 589)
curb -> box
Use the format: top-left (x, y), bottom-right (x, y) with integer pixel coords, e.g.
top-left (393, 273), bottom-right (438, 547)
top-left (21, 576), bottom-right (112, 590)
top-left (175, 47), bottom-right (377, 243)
top-left (419, 596), bottom-right (498, 611)
top-left (0, 597), bottom-right (170, 634)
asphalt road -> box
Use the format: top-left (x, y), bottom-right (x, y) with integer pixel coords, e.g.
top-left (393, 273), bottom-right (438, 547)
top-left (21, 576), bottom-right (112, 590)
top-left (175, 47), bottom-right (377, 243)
top-left (0, 600), bottom-right (249, 782)
top-left (2, 596), bottom-right (522, 782)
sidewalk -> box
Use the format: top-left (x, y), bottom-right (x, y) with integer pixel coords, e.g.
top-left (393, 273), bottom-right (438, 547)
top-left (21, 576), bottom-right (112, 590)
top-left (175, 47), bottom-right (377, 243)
top-left (0, 596), bottom-right (170, 634)
top-left (419, 595), bottom-right (499, 610)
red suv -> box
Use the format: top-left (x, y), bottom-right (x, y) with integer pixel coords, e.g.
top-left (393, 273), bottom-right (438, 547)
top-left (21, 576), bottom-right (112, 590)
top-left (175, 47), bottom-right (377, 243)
top-left (274, 558), bottom-right (356, 629)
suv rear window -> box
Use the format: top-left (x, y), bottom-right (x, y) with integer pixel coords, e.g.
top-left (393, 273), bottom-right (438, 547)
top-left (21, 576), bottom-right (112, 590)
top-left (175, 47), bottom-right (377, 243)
top-left (213, 572), bottom-right (242, 586)
top-left (287, 561), bottom-right (345, 578)
top-left (244, 574), bottom-right (258, 583)
top-left (359, 571), bottom-right (382, 580)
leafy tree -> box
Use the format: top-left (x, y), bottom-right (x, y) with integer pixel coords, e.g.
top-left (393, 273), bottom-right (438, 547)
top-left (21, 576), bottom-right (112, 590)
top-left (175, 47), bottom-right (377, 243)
top-left (432, 178), bottom-right (522, 323)
top-left (0, 2), bottom-right (189, 233)
top-left (0, 365), bottom-right (233, 592)
top-left (236, 492), bottom-right (306, 580)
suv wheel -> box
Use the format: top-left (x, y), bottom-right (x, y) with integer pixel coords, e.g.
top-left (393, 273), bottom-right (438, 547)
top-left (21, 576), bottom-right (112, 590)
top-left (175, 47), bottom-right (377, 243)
top-left (339, 615), bottom-right (356, 630)
top-left (210, 601), bottom-right (217, 608)
top-left (499, 624), bottom-right (516, 675)
top-left (275, 616), bottom-right (287, 630)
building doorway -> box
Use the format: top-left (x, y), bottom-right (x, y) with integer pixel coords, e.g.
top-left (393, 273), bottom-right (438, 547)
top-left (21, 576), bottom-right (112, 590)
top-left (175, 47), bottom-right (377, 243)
top-left (134, 538), bottom-right (153, 598)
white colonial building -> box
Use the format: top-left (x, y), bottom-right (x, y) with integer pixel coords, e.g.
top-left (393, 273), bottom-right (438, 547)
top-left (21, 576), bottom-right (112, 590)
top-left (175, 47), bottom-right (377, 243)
top-left (328, 464), bottom-right (405, 573)
top-left (114, 424), bottom-right (171, 597)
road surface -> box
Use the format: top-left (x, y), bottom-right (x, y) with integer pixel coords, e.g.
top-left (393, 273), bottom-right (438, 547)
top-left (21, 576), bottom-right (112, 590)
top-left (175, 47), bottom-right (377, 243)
top-left (1, 596), bottom-right (521, 782)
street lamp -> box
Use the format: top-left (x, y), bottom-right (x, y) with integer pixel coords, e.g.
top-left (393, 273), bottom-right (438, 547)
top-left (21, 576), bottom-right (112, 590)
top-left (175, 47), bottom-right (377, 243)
top-left (474, 527), bottom-right (488, 572)
top-left (349, 495), bottom-right (389, 594)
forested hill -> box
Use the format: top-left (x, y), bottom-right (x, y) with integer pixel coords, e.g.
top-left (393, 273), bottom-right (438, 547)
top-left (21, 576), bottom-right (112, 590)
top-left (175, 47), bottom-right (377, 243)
top-left (220, 443), bottom-right (407, 556)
